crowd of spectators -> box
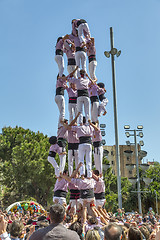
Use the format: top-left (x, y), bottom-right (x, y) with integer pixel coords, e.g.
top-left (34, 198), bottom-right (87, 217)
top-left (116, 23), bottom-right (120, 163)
top-left (0, 204), bottom-right (160, 240)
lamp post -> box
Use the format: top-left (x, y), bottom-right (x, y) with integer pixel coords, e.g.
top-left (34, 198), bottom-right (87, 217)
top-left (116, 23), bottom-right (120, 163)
top-left (104, 27), bottom-right (122, 208)
top-left (124, 125), bottom-right (146, 214)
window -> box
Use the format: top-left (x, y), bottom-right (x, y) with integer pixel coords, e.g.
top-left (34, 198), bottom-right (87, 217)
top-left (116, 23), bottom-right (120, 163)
top-left (127, 157), bottom-right (130, 161)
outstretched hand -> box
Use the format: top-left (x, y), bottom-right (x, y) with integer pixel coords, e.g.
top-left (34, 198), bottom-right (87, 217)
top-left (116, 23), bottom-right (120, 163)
top-left (0, 215), bottom-right (7, 235)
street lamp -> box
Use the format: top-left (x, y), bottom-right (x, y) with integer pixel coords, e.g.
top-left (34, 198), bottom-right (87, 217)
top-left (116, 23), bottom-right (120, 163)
top-left (124, 125), bottom-right (147, 214)
top-left (104, 27), bottom-right (122, 208)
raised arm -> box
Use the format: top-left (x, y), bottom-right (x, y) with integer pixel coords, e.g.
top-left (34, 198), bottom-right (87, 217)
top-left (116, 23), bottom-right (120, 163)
top-left (69, 112), bottom-right (81, 127)
top-left (92, 171), bottom-right (99, 182)
top-left (88, 119), bottom-right (100, 132)
top-left (85, 73), bottom-right (97, 83)
top-left (71, 162), bottom-right (83, 178)
top-left (60, 173), bottom-right (71, 182)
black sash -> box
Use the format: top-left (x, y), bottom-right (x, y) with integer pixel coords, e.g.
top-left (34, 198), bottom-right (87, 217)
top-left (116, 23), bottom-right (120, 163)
top-left (69, 97), bottom-right (77, 103)
top-left (76, 47), bottom-right (85, 52)
top-left (79, 136), bottom-right (91, 144)
top-left (93, 141), bottom-right (102, 148)
top-left (68, 58), bottom-right (76, 65)
top-left (57, 138), bottom-right (67, 148)
top-left (90, 96), bottom-right (99, 103)
top-left (99, 94), bottom-right (106, 102)
top-left (88, 55), bottom-right (96, 63)
top-left (80, 188), bottom-right (94, 199)
top-left (54, 190), bottom-right (67, 198)
top-left (77, 89), bottom-right (89, 97)
top-left (95, 192), bottom-right (105, 200)
top-left (70, 189), bottom-right (80, 200)
top-left (77, 19), bottom-right (87, 27)
top-left (56, 49), bottom-right (63, 56)
top-left (56, 87), bottom-right (64, 96)
top-left (48, 151), bottom-right (56, 158)
top-left (68, 143), bottom-right (79, 150)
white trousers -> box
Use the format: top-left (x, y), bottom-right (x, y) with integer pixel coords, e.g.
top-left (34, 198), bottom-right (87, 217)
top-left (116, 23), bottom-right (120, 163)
top-left (91, 101), bottom-right (99, 122)
top-left (69, 199), bottom-right (80, 214)
top-left (48, 156), bottom-right (60, 177)
top-left (98, 98), bottom-right (108, 116)
top-left (55, 95), bottom-right (65, 128)
top-left (59, 154), bottom-right (66, 174)
top-left (94, 146), bottom-right (103, 174)
top-left (53, 196), bottom-right (66, 205)
top-left (68, 149), bottom-right (79, 176)
top-left (77, 96), bottom-right (90, 124)
top-left (95, 199), bottom-right (106, 208)
top-left (67, 65), bottom-right (77, 78)
top-left (78, 23), bottom-right (90, 43)
top-left (78, 143), bottom-right (92, 178)
top-left (75, 51), bottom-right (86, 77)
top-left (68, 103), bottom-right (77, 124)
top-left (55, 55), bottom-right (64, 77)
top-left (89, 60), bottom-right (97, 80)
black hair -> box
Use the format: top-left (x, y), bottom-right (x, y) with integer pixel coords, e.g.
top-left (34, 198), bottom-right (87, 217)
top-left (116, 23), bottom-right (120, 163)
top-left (97, 82), bottom-right (105, 88)
top-left (84, 169), bottom-right (87, 178)
top-left (56, 37), bottom-right (63, 44)
top-left (49, 136), bottom-right (57, 145)
top-left (38, 215), bottom-right (46, 221)
top-left (93, 170), bottom-right (100, 176)
top-left (64, 119), bottom-right (68, 123)
top-left (80, 69), bottom-right (86, 77)
top-left (63, 169), bottom-right (68, 174)
top-left (83, 116), bottom-right (86, 124)
top-left (57, 74), bottom-right (65, 80)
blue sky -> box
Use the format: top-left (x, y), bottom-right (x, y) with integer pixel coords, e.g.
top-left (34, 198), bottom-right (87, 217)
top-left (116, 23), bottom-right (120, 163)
top-left (0, 0), bottom-right (160, 163)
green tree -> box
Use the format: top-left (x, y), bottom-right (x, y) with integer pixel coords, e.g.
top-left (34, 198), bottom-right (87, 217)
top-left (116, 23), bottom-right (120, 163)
top-left (0, 126), bottom-right (57, 207)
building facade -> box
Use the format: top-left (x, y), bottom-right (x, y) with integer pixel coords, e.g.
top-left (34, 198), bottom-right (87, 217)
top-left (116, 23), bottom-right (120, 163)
top-left (103, 145), bottom-right (141, 178)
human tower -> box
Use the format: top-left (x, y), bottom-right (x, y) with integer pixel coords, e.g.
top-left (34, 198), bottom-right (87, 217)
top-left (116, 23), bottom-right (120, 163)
top-left (48, 19), bottom-right (108, 210)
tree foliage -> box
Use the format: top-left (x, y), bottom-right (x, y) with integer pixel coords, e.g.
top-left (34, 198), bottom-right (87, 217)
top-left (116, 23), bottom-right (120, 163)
top-left (0, 126), bottom-right (57, 207)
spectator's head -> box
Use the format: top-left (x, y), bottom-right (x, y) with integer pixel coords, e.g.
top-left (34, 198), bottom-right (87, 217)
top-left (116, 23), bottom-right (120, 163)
top-left (128, 227), bottom-right (143, 240)
top-left (69, 221), bottom-right (83, 239)
top-left (88, 216), bottom-right (98, 225)
top-left (85, 229), bottom-right (101, 240)
top-left (139, 225), bottom-right (150, 240)
top-left (9, 220), bottom-right (24, 238)
top-left (104, 223), bottom-right (122, 240)
top-left (49, 204), bottom-right (65, 224)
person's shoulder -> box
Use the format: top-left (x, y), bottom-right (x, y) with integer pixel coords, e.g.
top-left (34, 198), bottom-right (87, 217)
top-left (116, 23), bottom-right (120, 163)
top-left (65, 228), bottom-right (80, 239)
top-left (29, 225), bottom-right (52, 240)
